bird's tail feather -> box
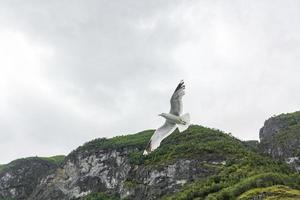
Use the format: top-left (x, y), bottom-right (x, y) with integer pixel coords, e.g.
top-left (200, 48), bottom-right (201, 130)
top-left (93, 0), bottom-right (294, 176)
top-left (178, 113), bottom-right (190, 132)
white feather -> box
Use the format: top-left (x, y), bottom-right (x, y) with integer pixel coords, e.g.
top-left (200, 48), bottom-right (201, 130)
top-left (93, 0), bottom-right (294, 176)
top-left (144, 80), bottom-right (190, 155)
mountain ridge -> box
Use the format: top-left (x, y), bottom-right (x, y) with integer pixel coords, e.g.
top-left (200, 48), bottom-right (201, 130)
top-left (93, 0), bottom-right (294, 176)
top-left (0, 112), bottom-right (300, 199)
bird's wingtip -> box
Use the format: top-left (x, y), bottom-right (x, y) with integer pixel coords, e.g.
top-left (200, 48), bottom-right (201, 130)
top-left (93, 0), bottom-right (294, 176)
top-left (174, 80), bottom-right (185, 92)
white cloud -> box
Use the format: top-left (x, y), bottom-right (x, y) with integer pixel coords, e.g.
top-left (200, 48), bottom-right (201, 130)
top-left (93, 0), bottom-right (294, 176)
top-left (0, 0), bottom-right (300, 163)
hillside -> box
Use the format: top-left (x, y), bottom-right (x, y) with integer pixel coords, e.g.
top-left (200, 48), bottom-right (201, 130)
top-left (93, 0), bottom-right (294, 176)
top-left (31, 125), bottom-right (300, 200)
top-left (0, 113), bottom-right (299, 199)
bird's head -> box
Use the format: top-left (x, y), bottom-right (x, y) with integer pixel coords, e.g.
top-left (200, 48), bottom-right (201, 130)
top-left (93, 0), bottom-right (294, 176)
top-left (158, 113), bottom-right (166, 118)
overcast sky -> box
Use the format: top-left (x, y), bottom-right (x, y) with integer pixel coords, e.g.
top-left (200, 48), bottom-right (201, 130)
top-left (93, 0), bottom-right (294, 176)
top-left (0, 0), bottom-right (300, 163)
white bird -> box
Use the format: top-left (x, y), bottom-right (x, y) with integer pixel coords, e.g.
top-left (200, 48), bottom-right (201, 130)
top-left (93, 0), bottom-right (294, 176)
top-left (143, 80), bottom-right (190, 155)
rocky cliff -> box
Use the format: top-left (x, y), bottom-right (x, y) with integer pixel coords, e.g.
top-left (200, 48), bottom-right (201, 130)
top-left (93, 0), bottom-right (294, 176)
top-left (0, 157), bottom-right (63, 200)
top-left (0, 121), bottom-right (300, 200)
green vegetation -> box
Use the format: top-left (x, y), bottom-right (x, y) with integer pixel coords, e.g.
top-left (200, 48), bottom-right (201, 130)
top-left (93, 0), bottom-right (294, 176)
top-left (0, 155), bottom-right (65, 173)
top-left (205, 173), bottom-right (300, 200)
top-left (274, 124), bottom-right (300, 144)
top-left (123, 178), bottom-right (139, 189)
top-left (72, 129), bottom-right (154, 154)
top-left (238, 185), bottom-right (300, 200)
top-left (0, 158), bottom-right (30, 173)
top-left (129, 125), bottom-right (250, 166)
top-left (274, 111), bottom-right (300, 127)
top-left (40, 155), bottom-right (66, 165)
top-left (161, 147), bottom-right (300, 200)
top-left (145, 125), bottom-right (300, 200)
top-left (242, 140), bottom-right (259, 152)
top-left (272, 111), bottom-right (300, 145)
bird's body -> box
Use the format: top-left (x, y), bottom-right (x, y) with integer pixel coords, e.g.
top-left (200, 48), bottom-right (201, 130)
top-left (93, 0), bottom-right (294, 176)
top-left (159, 113), bottom-right (187, 125)
top-left (143, 80), bottom-right (190, 155)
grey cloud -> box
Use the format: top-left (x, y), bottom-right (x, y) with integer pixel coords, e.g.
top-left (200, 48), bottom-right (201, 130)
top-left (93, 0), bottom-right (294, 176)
top-left (0, 0), bottom-right (300, 163)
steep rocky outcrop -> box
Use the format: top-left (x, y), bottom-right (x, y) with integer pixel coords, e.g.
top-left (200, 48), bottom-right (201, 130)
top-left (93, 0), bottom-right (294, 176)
top-left (259, 111), bottom-right (300, 170)
top-left (0, 157), bottom-right (60, 200)
top-left (30, 148), bottom-right (134, 200)
top-left (30, 150), bottom-right (219, 200)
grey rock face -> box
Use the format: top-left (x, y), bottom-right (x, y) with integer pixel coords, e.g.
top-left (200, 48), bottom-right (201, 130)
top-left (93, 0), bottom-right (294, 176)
top-left (0, 157), bottom-right (58, 200)
top-left (30, 148), bottom-right (133, 200)
top-left (122, 159), bottom-right (220, 200)
top-left (259, 116), bottom-right (288, 157)
top-left (30, 148), bottom-right (222, 200)
top-left (259, 111), bottom-right (300, 170)
top-left (259, 112), bottom-right (300, 142)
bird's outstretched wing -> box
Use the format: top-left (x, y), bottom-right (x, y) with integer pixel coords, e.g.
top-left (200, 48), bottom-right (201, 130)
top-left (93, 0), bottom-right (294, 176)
top-left (143, 121), bottom-right (176, 155)
top-left (169, 80), bottom-right (185, 116)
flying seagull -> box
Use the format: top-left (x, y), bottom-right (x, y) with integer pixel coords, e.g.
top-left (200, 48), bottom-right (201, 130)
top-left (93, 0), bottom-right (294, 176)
top-left (143, 80), bottom-right (190, 155)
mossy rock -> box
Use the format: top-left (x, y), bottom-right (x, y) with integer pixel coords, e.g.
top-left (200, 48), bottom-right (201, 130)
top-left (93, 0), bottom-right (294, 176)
top-left (238, 185), bottom-right (300, 200)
